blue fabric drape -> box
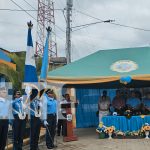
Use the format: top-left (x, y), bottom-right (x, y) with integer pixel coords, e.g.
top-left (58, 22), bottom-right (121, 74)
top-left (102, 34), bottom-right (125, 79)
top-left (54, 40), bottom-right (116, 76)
top-left (76, 88), bottom-right (116, 128)
top-left (102, 116), bottom-right (150, 132)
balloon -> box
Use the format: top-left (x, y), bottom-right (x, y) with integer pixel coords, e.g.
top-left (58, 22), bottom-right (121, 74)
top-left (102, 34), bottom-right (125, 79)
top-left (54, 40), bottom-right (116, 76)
top-left (120, 76), bottom-right (132, 84)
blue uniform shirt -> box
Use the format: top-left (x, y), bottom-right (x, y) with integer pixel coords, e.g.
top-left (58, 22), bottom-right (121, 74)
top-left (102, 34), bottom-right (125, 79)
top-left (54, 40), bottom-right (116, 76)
top-left (0, 97), bottom-right (10, 119)
top-left (12, 98), bottom-right (23, 115)
top-left (142, 98), bottom-right (150, 107)
top-left (30, 98), bottom-right (42, 116)
top-left (126, 97), bottom-right (141, 108)
top-left (42, 94), bottom-right (57, 119)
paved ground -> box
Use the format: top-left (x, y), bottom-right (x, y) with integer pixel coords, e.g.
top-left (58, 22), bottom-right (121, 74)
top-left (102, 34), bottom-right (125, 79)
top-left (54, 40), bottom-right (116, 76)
top-left (23, 128), bottom-right (150, 150)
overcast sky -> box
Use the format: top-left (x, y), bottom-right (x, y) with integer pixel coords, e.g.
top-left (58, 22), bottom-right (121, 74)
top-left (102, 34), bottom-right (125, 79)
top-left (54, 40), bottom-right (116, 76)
top-left (1, 0), bottom-right (150, 61)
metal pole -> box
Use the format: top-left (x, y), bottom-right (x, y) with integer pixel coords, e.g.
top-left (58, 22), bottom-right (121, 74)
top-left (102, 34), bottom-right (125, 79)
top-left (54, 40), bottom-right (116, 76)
top-left (66, 0), bottom-right (73, 64)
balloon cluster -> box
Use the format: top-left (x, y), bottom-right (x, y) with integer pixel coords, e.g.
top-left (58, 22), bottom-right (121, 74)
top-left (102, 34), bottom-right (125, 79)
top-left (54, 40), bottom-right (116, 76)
top-left (120, 76), bottom-right (132, 85)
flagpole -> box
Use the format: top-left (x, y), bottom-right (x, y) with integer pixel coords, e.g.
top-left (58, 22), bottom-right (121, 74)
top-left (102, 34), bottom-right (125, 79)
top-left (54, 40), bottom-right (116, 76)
top-left (24, 21), bottom-right (39, 101)
top-left (40, 26), bottom-right (52, 82)
top-left (39, 26), bottom-right (52, 98)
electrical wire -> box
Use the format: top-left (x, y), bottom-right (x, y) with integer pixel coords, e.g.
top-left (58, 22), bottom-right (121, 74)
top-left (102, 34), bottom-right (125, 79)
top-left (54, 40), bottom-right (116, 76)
top-left (72, 5), bottom-right (145, 56)
top-left (9, 0), bottom-right (37, 21)
top-left (72, 20), bottom-right (114, 32)
top-left (0, 20), bottom-right (25, 28)
top-left (75, 9), bottom-right (150, 32)
top-left (22, 0), bottom-right (37, 10)
top-left (71, 1), bottom-right (103, 60)
top-left (55, 24), bottom-right (66, 33)
top-left (62, 9), bottom-right (67, 23)
top-left (0, 8), bottom-right (63, 11)
top-left (9, 0), bottom-right (65, 39)
top-left (72, 20), bottom-right (114, 29)
top-left (72, 25), bottom-right (91, 32)
top-left (110, 22), bottom-right (150, 32)
top-left (0, 8), bottom-right (37, 11)
top-left (9, 0), bottom-right (65, 34)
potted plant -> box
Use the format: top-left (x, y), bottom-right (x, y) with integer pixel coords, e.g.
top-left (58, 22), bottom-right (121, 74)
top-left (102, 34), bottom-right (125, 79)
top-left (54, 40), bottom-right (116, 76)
top-left (96, 122), bottom-right (106, 139)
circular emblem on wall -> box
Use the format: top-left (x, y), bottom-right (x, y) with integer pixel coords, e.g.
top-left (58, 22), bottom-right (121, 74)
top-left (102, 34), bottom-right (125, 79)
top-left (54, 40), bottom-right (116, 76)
top-left (110, 60), bottom-right (138, 73)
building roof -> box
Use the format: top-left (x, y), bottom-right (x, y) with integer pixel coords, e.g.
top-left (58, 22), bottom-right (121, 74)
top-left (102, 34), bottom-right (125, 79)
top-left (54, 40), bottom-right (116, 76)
top-left (0, 49), bottom-right (11, 62)
top-left (47, 47), bottom-right (150, 84)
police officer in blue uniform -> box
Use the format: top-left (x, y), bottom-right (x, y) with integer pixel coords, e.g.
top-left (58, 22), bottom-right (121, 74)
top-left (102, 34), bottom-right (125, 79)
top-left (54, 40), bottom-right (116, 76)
top-left (126, 91), bottom-right (141, 115)
top-left (12, 90), bottom-right (26, 150)
top-left (142, 92), bottom-right (150, 115)
top-left (30, 89), bottom-right (42, 150)
top-left (0, 86), bottom-right (10, 150)
top-left (43, 89), bottom-right (57, 149)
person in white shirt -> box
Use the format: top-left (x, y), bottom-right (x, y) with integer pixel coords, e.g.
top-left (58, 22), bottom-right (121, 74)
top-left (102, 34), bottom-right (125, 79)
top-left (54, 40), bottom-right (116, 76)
top-left (98, 90), bottom-right (111, 122)
top-left (57, 94), bottom-right (71, 136)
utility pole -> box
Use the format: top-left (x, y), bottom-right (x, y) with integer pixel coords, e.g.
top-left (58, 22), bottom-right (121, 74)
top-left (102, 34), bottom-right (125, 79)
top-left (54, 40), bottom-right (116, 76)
top-left (66, 0), bottom-right (73, 64)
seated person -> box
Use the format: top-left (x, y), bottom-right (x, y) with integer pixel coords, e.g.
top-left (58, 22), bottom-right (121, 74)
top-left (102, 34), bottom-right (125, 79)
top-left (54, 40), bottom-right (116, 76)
top-left (142, 92), bottom-right (150, 115)
top-left (112, 90), bottom-right (125, 115)
top-left (135, 90), bottom-right (142, 100)
top-left (126, 91), bottom-right (141, 115)
top-left (120, 89), bottom-right (130, 102)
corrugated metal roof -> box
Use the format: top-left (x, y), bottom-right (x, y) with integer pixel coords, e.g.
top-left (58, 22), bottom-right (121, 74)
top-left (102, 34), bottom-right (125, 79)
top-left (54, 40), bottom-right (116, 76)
top-left (0, 49), bottom-right (11, 62)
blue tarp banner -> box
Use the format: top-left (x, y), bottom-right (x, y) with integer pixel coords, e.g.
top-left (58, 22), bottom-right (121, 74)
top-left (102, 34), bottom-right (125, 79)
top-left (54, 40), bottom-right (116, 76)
top-left (76, 88), bottom-right (116, 128)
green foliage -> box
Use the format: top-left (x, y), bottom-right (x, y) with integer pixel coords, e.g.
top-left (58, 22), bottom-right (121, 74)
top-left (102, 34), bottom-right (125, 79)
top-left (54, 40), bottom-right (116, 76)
top-left (0, 51), bottom-right (55, 88)
top-left (35, 57), bottom-right (42, 75)
top-left (0, 52), bottom-right (25, 89)
top-left (0, 63), bottom-right (20, 89)
top-left (8, 53), bottom-right (25, 81)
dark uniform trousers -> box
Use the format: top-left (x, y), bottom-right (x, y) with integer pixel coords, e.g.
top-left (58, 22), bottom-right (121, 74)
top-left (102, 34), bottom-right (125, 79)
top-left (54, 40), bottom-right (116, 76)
top-left (30, 116), bottom-right (41, 150)
top-left (0, 119), bottom-right (9, 150)
top-left (57, 113), bottom-right (67, 136)
top-left (46, 114), bottom-right (57, 148)
top-left (13, 115), bottom-right (26, 150)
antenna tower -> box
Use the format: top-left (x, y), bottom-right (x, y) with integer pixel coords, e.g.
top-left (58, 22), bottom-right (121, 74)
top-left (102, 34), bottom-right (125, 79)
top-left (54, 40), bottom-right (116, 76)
top-left (36, 0), bottom-right (57, 57)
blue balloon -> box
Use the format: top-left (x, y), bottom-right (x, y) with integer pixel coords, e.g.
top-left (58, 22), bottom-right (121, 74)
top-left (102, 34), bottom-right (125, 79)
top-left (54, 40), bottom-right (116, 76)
top-left (120, 76), bottom-right (132, 84)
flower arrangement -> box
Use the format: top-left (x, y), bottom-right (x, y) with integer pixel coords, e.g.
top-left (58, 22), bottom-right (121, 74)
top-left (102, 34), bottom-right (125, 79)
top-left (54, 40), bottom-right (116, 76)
top-left (124, 110), bottom-right (132, 119)
top-left (141, 123), bottom-right (150, 139)
top-left (104, 126), bottom-right (115, 139)
top-left (140, 115), bottom-right (145, 119)
top-left (130, 131), bottom-right (139, 136)
top-left (113, 130), bottom-right (125, 139)
top-left (141, 123), bottom-right (150, 132)
top-left (96, 123), bottom-right (116, 139)
top-left (115, 131), bottom-right (125, 136)
top-left (96, 122), bottom-right (106, 133)
top-left (104, 126), bottom-right (115, 134)
top-left (96, 122), bottom-right (106, 139)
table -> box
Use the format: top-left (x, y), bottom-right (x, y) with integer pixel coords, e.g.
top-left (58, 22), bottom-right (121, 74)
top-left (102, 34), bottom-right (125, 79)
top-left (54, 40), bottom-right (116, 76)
top-left (102, 116), bottom-right (150, 132)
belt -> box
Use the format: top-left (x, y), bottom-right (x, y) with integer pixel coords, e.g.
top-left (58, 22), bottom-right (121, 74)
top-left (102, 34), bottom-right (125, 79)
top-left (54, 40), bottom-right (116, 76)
top-left (99, 109), bottom-right (109, 111)
top-left (48, 113), bottom-right (56, 116)
top-left (0, 116), bottom-right (9, 119)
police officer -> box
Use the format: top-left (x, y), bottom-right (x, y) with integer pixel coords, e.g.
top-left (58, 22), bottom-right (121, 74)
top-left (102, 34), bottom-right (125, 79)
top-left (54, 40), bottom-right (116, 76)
top-left (126, 91), bottom-right (141, 115)
top-left (30, 89), bottom-right (42, 150)
top-left (43, 89), bottom-right (57, 149)
top-left (0, 86), bottom-right (10, 150)
top-left (142, 92), bottom-right (150, 114)
top-left (12, 90), bottom-right (26, 150)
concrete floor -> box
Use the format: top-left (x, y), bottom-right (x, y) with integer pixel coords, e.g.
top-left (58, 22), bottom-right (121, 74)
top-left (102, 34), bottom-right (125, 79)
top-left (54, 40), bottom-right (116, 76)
top-left (24, 128), bottom-right (150, 150)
